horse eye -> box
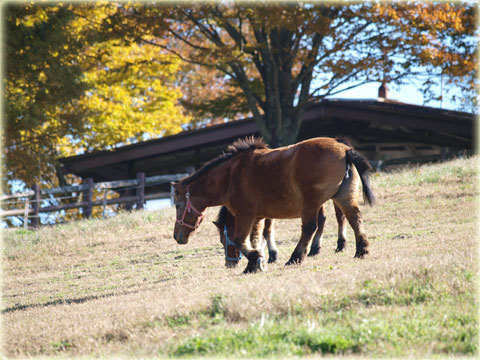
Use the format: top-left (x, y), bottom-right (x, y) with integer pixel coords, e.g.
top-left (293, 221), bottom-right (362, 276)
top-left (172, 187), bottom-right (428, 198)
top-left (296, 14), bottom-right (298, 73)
top-left (175, 203), bottom-right (180, 209)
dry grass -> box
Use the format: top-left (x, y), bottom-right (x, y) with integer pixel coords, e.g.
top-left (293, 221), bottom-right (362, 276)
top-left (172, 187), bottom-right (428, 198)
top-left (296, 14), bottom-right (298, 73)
top-left (2, 156), bottom-right (478, 358)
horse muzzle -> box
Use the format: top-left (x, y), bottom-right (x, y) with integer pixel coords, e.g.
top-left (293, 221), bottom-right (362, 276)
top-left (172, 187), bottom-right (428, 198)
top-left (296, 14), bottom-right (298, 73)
top-left (173, 229), bottom-right (189, 244)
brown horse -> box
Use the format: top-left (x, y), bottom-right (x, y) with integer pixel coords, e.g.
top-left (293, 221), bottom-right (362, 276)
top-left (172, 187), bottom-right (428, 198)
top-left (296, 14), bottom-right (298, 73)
top-left (172, 137), bottom-right (374, 273)
top-left (213, 208), bottom-right (278, 267)
top-left (213, 202), bottom-right (348, 268)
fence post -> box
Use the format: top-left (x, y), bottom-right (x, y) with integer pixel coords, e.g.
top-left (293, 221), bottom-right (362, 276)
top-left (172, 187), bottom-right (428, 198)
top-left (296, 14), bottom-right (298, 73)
top-left (136, 172), bottom-right (145, 210)
top-left (32, 184), bottom-right (40, 228)
top-left (23, 198), bottom-right (30, 229)
top-left (83, 178), bottom-right (93, 219)
top-left (102, 188), bottom-right (108, 219)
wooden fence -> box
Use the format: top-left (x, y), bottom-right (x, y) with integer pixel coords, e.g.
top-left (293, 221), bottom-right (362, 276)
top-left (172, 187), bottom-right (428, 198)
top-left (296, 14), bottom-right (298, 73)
top-left (0, 173), bottom-right (187, 228)
top-left (2, 150), bottom-right (470, 228)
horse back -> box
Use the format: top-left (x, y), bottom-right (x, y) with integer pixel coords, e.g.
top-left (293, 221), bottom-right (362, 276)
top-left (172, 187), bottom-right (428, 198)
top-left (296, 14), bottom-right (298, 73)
top-left (226, 137), bottom-right (350, 218)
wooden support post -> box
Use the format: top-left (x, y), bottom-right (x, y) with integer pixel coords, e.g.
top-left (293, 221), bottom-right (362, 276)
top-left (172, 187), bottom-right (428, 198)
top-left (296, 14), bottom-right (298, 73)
top-left (83, 178), bottom-right (93, 219)
top-left (32, 184), bottom-right (40, 228)
top-left (136, 172), bottom-right (145, 210)
top-left (186, 166), bottom-right (195, 175)
top-left (123, 188), bottom-right (133, 211)
top-left (441, 147), bottom-right (449, 161)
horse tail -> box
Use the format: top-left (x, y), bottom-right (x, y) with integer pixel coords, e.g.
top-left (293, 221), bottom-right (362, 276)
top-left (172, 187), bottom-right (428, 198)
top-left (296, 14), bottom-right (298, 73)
top-left (346, 149), bottom-right (376, 206)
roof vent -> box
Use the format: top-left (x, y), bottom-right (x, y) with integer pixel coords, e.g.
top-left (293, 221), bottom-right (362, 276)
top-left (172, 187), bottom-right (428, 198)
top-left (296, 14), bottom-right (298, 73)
top-left (378, 82), bottom-right (389, 99)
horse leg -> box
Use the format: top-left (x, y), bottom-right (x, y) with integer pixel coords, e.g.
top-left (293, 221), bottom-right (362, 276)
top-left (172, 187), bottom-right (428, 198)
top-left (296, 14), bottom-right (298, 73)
top-left (234, 215), bottom-right (266, 273)
top-left (286, 206), bottom-right (320, 266)
top-left (249, 218), bottom-right (265, 258)
top-left (333, 199), bottom-right (369, 258)
top-left (308, 206), bottom-right (326, 257)
top-left (263, 219), bottom-right (278, 263)
top-left (334, 202), bottom-right (348, 252)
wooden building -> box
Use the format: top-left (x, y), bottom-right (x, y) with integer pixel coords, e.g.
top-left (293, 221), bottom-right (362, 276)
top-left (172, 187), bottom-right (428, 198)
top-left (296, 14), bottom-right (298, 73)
top-left (59, 90), bottom-right (475, 194)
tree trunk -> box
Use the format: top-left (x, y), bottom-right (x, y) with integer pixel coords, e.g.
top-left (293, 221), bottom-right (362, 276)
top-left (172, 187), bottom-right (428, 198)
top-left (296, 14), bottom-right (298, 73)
top-left (256, 108), bottom-right (303, 148)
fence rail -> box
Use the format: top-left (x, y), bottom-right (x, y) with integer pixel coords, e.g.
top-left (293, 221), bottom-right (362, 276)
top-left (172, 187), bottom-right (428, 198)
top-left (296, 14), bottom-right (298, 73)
top-left (1, 173), bottom-right (187, 227)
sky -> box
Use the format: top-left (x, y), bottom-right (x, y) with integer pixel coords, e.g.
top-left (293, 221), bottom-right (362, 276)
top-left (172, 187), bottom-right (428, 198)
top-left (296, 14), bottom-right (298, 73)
top-left (330, 81), bottom-right (453, 110)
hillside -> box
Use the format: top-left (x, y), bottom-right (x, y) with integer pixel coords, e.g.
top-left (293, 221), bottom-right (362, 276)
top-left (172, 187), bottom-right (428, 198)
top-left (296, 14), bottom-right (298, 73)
top-left (2, 156), bottom-right (478, 358)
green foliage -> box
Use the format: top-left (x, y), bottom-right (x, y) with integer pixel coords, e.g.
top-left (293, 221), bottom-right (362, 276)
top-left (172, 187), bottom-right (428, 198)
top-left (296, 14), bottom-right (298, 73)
top-left (74, 38), bottom-right (189, 152)
top-left (4, 4), bottom-right (88, 186)
top-left (4, 3), bottom-right (190, 187)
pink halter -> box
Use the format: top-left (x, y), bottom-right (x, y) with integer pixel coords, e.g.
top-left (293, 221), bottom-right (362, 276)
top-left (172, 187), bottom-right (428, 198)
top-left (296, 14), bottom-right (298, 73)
top-left (175, 185), bottom-right (205, 230)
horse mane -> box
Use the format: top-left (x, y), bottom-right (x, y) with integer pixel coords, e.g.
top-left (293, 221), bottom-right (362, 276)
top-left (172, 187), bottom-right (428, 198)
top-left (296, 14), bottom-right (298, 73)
top-left (214, 206), bottom-right (229, 230)
top-left (180, 136), bottom-right (269, 185)
top-left (225, 136), bottom-right (268, 154)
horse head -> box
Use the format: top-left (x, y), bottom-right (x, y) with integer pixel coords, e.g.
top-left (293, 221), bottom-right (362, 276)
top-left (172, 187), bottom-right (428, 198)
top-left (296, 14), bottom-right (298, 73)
top-left (172, 182), bottom-right (205, 244)
top-left (213, 206), bottom-right (242, 268)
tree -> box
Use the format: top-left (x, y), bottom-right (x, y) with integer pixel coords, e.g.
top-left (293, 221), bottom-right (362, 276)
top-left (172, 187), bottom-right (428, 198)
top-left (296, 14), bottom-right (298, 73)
top-left (4, 1), bottom-right (476, 188)
top-left (375, 2), bottom-right (477, 112)
top-left (104, 2), bottom-right (477, 147)
top-left (177, 63), bottom-right (251, 128)
top-left (3, 3), bottom-right (191, 188)
top-left (4, 3), bottom-right (88, 187)
top-left (73, 38), bottom-right (189, 152)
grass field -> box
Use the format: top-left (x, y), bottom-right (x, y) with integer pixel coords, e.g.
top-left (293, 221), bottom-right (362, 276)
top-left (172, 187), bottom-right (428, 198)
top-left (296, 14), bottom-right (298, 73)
top-left (2, 156), bottom-right (478, 358)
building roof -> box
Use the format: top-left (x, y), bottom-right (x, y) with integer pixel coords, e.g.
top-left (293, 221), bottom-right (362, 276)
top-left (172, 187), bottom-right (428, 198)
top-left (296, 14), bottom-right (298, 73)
top-left (59, 99), bottom-right (475, 188)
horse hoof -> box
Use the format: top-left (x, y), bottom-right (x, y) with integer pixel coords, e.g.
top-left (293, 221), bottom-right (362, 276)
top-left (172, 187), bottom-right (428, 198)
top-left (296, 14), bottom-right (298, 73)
top-left (256, 257), bottom-right (267, 272)
top-left (307, 247), bottom-right (320, 257)
top-left (268, 250), bottom-right (278, 263)
top-left (354, 248), bottom-right (369, 258)
top-left (285, 258), bottom-right (301, 266)
top-left (243, 262), bottom-right (256, 274)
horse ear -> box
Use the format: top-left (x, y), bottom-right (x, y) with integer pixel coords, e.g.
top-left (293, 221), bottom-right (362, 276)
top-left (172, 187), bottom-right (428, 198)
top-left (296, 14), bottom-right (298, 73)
top-left (171, 181), bottom-right (179, 189)
top-left (212, 220), bottom-right (222, 229)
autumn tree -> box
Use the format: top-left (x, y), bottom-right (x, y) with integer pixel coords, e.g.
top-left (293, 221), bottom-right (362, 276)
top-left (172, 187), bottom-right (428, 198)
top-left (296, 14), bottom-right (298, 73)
top-left (375, 2), bottom-right (477, 112)
top-left (3, 3), bottom-right (190, 188)
top-left (4, 4), bottom-right (87, 187)
top-left (104, 1), bottom-right (477, 147)
top-left (4, 1), bottom-right (476, 188)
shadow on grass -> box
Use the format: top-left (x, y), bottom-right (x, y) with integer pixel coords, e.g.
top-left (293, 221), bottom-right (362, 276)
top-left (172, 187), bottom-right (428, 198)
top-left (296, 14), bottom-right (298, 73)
top-left (2, 277), bottom-right (175, 314)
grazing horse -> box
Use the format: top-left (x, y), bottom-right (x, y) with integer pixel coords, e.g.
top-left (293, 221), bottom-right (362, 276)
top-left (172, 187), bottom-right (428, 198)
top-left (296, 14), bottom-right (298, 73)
top-left (213, 208), bottom-right (278, 267)
top-left (213, 203), bottom-right (348, 268)
top-left (172, 137), bottom-right (375, 273)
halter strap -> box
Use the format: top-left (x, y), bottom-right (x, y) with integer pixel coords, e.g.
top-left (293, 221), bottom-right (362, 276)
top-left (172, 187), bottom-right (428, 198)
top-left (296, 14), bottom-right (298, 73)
top-left (175, 185), bottom-right (205, 230)
top-left (224, 224), bottom-right (242, 262)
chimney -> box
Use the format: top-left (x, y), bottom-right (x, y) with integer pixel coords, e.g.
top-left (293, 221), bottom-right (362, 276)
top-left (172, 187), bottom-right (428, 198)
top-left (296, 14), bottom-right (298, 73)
top-left (378, 82), bottom-right (389, 99)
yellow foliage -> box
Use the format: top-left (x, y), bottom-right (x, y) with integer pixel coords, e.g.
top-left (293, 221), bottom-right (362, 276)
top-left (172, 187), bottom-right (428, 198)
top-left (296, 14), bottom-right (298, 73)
top-left (59, 39), bottom-right (190, 155)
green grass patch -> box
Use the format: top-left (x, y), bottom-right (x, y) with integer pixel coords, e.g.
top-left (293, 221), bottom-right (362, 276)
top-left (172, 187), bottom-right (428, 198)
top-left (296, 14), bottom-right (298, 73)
top-left (166, 314), bottom-right (192, 328)
top-left (170, 273), bottom-right (477, 357)
top-left (47, 339), bottom-right (75, 353)
top-left (171, 321), bottom-right (360, 357)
